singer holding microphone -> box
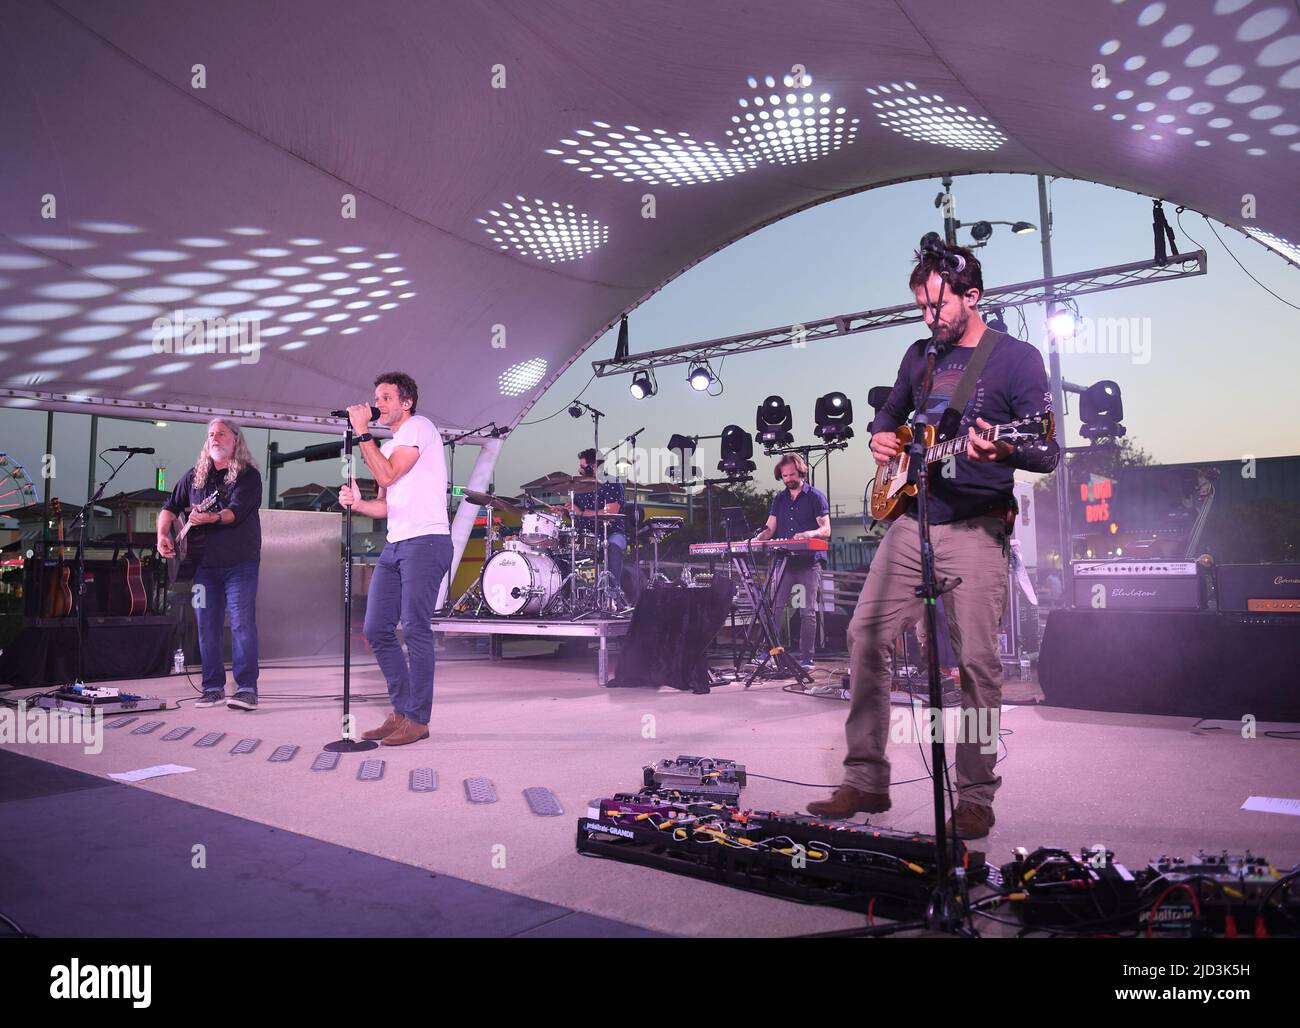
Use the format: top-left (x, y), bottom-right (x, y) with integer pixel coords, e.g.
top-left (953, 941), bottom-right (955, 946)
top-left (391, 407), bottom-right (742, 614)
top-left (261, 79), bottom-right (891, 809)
top-left (157, 418), bottom-right (263, 710)
top-left (339, 372), bottom-right (452, 747)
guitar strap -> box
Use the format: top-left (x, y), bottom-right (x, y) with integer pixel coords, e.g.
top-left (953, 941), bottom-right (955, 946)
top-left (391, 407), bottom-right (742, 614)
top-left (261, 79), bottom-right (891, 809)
top-left (939, 327), bottom-right (1002, 440)
top-left (941, 327), bottom-right (1017, 541)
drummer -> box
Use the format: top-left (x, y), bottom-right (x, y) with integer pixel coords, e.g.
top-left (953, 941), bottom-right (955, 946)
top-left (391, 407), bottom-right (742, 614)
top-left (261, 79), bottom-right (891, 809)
top-left (558, 448), bottom-right (627, 587)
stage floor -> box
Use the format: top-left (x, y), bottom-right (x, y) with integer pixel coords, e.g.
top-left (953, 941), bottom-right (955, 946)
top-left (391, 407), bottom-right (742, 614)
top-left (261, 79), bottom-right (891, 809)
top-left (2, 649), bottom-right (1297, 937)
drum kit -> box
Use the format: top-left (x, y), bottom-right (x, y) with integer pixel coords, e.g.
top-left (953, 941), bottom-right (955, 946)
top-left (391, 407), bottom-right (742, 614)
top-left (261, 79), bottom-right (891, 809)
top-left (453, 474), bottom-right (650, 619)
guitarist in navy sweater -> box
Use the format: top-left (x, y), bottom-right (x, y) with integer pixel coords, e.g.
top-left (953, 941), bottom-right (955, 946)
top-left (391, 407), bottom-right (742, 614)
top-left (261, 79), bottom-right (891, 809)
top-left (808, 244), bottom-right (1059, 838)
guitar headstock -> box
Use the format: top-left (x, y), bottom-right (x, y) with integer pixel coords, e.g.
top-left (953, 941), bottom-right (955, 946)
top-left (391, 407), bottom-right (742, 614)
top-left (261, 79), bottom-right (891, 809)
top-left (997, 412), bottom-right (1054, 444)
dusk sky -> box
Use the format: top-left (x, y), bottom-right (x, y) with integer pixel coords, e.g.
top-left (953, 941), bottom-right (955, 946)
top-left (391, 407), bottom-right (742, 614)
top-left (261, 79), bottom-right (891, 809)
top-left (3, 173), bottom-right (1298, 520)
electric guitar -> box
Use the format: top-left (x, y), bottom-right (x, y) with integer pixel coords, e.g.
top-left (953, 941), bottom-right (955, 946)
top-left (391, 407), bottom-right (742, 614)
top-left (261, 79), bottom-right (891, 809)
top-left (166, 490), bottom-right (221, 583)
top-left (41, 498), bottom-right (74, 618)
top-left (866, 412), bottom-right (1054, 523)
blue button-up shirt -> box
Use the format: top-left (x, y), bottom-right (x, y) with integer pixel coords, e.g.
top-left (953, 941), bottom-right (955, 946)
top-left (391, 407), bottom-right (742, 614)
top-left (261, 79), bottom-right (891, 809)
top-left (769, 483), bottom-right (829, 564)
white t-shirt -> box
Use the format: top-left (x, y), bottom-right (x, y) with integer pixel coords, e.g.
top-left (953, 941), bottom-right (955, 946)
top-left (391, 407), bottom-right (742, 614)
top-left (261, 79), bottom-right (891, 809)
top-left (380, 414), bottom-right (449, 542)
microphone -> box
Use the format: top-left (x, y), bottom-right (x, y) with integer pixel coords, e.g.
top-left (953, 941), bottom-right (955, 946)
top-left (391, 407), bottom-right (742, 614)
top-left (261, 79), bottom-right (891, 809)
top-left (330, 405), bottom-right (381, 421)
top-left (919, 232), bottom-right (966, 274)
top-left (107, 446), bottom-right (155, 455)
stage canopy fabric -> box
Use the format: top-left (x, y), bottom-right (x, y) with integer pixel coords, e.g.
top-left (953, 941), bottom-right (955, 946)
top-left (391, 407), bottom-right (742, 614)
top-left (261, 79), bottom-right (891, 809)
top-left (3, 0), bottom-right (1298, 435)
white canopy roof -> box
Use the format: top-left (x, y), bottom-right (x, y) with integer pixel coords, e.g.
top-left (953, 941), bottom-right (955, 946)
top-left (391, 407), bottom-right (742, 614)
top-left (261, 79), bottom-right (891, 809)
top-left (3, 0), bottom-right (1297, 434)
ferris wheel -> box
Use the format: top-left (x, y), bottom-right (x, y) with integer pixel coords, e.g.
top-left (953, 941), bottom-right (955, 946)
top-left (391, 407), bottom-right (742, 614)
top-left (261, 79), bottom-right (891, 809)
top-left (0, 452), bottom-right (39, 515)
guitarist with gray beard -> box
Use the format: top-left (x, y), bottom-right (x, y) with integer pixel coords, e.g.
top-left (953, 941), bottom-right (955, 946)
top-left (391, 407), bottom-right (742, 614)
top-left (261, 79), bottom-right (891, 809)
top-left (807, 243), bottom-right (1059, 839)
top-left (157, 418), bottom-right (263, 711)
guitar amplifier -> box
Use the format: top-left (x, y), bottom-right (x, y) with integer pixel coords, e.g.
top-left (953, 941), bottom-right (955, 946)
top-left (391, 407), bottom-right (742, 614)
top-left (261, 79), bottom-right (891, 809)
top-left (1215, 563), bottom-right (1300, 614)
top-left (1070, 560), bottom-right (1206, 611)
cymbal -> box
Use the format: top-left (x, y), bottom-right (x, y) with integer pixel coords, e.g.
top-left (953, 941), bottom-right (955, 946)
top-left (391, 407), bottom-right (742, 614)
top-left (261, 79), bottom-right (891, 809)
top-left (461, 489), bottom-right (522, 515)
top-left (519, 471), bottom-right (570, 491)
top-left (537, 474), bottom-right (600, 492)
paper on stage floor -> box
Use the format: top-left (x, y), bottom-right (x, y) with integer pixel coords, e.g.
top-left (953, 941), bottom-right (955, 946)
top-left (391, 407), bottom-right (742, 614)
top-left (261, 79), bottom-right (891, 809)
top-left (1240, 796), bottom-right (1300, 817)
top-left (108, 764), bottom-right (197, 783)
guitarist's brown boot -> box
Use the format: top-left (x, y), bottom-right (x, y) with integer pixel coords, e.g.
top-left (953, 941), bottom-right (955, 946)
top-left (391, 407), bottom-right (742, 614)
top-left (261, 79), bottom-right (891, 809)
top-left (362, 712), bottom-right (405, 742)
top-left (807, 785), bottom-right (891, 819)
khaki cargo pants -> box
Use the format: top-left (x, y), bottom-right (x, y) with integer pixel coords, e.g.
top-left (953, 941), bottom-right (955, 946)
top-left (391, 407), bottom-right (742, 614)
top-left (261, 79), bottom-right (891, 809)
top-left (842, 513), bottom-right (1009, 807)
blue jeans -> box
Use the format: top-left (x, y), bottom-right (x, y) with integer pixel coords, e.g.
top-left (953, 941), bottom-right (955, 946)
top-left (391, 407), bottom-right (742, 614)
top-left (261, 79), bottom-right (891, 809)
top-left (606, 532), bottom-right (627, 585)
top-left (194, 559), bottom-right (260, 694)
top-left (363, 534), bottom-right (453, 725)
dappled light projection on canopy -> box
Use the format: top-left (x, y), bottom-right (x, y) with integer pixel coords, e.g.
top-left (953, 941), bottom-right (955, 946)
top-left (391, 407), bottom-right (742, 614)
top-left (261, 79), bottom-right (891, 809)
top-left (0, 223), bottom-right (413, 398)
top-left (1, 0), bottom-right (1298, 434)
top-left (1090, 0), bottom-right (1300, 151)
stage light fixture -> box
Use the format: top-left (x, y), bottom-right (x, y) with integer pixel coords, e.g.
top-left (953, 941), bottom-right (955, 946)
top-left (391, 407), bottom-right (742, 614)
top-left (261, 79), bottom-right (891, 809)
top-left (866, 386), bottom-right (893, 414)
top-left (629, 369), bottom-right (656, 399)
top-left (1048, 310), bottom-right (1077, 339)
top-left (666, 433), bottom-right (698, 486)
top-left (687, 361), bottom-right (714, 391)
top-left (970, 220), bottom-right (993, 244)
top-left (1079, 379), bottom-right (1126, 442)
top-left (814, 391), bottom-right (854, 444)
top-left (718, 424), bottom-right (756, 477)
top-left (755, 394), bottom-right (793, 446)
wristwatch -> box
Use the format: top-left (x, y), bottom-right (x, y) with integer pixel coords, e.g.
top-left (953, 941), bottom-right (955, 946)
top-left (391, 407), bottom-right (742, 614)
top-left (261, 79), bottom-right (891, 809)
top-left (354, 432), bottom-right (374, 444)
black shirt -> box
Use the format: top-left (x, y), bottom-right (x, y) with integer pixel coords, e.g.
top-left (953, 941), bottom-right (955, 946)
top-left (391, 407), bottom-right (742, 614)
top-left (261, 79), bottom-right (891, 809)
top-left (162, 465), bottom-right (262, 568)
top-left (870, 329), bottom-right (1060, 524)
top-left (574, 479), bottom-right (627, 536)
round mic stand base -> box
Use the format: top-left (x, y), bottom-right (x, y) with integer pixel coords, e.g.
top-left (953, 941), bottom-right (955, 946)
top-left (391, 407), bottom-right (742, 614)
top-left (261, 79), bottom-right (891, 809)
top-left (324, 738), bottom-right (379, 754)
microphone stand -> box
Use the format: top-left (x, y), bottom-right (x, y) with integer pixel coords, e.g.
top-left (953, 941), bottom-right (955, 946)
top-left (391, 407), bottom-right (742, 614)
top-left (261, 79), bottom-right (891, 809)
top-left (806, 273), bottom-right (975, 940)
top-left (876, 275), bottom-right (972, 935)
top-left (326, 417), bottom-right (377, 754)
top-left (603, 426), bottom-right (644, 602)
top-left (66, 450), bottom-right (138, 689)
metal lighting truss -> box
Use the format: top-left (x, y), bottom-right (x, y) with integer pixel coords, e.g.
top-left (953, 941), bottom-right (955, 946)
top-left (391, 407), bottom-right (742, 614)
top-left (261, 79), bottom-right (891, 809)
top-left (591, 251), bottom-right (1206, 377)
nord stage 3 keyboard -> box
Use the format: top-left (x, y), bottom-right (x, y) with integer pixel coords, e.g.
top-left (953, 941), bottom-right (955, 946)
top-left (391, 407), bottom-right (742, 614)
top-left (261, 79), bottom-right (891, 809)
top-left (688, 538), bottom-right (828, 558)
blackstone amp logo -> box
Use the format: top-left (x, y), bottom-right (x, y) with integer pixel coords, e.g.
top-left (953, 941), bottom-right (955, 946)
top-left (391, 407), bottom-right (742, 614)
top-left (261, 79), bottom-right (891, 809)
top-left (1112, 587), bottom-right (1157, 598)
top-left (49, 960), bottom-right (151, 1008)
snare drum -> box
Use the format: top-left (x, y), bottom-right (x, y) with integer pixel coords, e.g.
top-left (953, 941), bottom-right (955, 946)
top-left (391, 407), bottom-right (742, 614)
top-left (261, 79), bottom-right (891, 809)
top-left (519, 511), bottom-right (561, 549)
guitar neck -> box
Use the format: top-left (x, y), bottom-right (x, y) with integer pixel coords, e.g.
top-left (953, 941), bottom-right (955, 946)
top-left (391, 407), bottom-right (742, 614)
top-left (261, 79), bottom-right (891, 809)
top-left (924, 425), bottom-right (997, 466)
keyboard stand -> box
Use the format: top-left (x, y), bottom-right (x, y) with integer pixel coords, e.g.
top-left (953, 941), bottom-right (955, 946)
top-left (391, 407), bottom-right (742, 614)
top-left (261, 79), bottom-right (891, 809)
top-left (720, 543), bottom-right (811, 688)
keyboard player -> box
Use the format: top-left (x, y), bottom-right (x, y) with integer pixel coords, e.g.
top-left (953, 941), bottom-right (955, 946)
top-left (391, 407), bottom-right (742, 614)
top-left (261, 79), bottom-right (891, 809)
top-left (750, 452), bottom-right (831, 670)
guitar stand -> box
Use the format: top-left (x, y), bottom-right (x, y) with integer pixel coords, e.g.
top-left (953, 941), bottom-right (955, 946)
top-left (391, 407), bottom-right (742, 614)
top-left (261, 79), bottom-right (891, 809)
top-left (65, 450), bottom-right (140, 689)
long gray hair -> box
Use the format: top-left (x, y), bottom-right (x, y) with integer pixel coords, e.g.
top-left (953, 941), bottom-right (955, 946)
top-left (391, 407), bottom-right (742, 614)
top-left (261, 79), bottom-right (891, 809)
top-left (193, 417), bottom-right (260, 489)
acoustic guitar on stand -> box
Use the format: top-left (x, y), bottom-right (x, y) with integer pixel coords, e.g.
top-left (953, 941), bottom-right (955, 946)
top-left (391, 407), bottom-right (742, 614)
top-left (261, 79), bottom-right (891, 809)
top-left (107, 496), bottom-right (148, 616)
top-left (866, 412), bottom-right (1054, 523)
top-left (41, 498), bottom-right (74, 618)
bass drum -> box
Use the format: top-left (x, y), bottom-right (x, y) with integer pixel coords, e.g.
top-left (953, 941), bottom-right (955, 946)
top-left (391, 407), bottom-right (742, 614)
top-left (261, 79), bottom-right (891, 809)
top-left (481, 548), bottom-right (564, 616)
